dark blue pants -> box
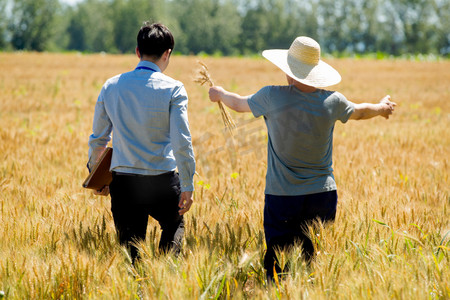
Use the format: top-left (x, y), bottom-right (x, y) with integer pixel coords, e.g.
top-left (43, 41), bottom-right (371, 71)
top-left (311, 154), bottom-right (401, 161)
top-left (264, 191), bottom-right (338, 277)
top-left (109, 171), bottom-right (184, 262)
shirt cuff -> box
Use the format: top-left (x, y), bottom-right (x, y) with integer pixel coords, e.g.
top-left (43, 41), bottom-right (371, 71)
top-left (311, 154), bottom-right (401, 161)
top-left (180, 181), bottom-right (194, 192)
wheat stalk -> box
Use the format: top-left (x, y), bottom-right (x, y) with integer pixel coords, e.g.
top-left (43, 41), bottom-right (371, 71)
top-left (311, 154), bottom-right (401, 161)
top-left (194, 61), bottom-right (236, 134)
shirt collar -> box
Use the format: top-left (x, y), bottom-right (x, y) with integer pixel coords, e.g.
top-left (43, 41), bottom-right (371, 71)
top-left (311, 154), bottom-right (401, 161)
top-left (136, 60), bottom-right (161, 73)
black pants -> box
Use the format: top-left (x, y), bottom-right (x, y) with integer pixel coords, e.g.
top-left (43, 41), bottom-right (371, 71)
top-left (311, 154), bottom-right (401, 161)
top-left (263, 191), bottom-right (338, 278)
top-left (109, 171), bottom-right (184, 262)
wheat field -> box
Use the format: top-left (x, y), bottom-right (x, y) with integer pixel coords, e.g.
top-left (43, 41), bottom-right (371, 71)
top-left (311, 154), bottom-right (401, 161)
top-left (0, 52), bottom-right (449, 299)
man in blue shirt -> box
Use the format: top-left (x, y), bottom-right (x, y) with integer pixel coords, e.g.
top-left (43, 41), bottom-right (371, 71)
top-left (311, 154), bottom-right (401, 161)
top-left (88, 22), bottom-right (195, 261)
top-left (209, 36), bottom-right (396, 280)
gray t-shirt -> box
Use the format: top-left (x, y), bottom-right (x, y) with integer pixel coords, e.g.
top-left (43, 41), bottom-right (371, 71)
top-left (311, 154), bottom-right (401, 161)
top-left (248, 85), bottom-right (355, 196)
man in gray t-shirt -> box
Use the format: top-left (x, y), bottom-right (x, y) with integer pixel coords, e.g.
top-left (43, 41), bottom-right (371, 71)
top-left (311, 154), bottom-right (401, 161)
top-left (249, 86), bottom-right (354, 196)
top-left (209, 36), bottom-right (396, 281)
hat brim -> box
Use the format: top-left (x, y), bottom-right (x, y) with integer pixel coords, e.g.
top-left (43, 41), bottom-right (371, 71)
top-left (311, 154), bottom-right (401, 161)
top-left (262, 49), bottom-right (341, 88)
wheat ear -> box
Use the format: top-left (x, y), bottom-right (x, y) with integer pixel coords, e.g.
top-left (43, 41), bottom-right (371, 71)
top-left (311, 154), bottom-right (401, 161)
top-left (194, 61), bottom-right (236, 133)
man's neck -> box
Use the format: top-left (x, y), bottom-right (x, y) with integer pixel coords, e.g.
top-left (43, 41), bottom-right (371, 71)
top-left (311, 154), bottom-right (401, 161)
top-left (141, 57), bottom-right (160, 66)
top-left (287, 75), bottom-right (317, 93)
top-left (140, 55), bottom-right (166, 72)
top-left (293, 81), bottom-right (317, 93)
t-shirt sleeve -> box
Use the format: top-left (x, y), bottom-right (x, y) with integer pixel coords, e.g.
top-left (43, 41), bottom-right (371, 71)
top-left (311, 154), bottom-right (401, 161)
top-left (334, 92), bottom-right (355, 123)
top-left (247, 86), bottom-right (272, 118)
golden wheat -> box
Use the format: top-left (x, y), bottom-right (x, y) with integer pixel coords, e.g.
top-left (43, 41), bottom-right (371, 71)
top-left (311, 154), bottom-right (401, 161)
top-left (194, 61), bottom-right (236, 134)
top-left (0, 52), bottom-right (448, 299)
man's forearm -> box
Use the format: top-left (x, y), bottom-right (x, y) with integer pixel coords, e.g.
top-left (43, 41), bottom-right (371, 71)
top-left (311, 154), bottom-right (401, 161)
top-left (350, 95), bottom-right (396, 120)
top-left (352, 103), bottom-right (383, 120)
top-left (209, 86), bottom-right (251, 112)
top-left (173, 145), bottom-right (196, 192)
top-left (219, 91), bottom-right (248, 112)
top-left (351, 102), bottom-right (395, 120)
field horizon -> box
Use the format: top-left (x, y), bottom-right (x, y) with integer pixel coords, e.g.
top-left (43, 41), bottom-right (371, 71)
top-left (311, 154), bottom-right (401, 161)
top-left (0, 52), bottom-right (448, 299)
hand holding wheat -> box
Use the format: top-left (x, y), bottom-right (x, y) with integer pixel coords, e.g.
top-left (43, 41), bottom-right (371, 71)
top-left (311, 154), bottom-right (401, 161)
top-left (194, 61), bottom-right (236, 133)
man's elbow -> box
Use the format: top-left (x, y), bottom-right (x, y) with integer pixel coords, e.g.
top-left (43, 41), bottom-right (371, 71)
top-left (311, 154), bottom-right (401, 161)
top-left (172, 142), bottom-right (194, 157)
top-left (351, 113), bottom-right (364, 120)
top-left (235, 106), bottom-right (247, 113)
top-left (350, 108), bottom-right (367, 120)
top-left (235, 100), bottom-right (251, 113)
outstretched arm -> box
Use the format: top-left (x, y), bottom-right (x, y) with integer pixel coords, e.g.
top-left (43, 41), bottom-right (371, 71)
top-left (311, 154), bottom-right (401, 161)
top-left (349, 95), bottom-right (397, 120)
top-left (209, 86), bottom-right (252, 113)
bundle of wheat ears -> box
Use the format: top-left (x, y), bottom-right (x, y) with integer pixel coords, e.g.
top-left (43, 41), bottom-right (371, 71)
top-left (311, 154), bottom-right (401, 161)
top-left (194, 61), bottom-right (236, 134)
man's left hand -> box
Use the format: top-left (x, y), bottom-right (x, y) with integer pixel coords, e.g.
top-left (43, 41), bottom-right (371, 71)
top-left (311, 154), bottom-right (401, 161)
top-left (178, 191), bottom-right (193, 215)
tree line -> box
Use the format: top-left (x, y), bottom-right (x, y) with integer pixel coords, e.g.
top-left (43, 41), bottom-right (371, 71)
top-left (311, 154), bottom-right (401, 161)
top-left (1, 0), bottom-right (449, 56)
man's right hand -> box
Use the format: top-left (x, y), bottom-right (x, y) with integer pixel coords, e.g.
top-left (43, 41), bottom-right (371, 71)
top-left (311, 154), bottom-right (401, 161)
top-left (208, 86), bottom-right (252, 113)
top-left (94, 186), bottom-right (110, 196)
top-left (209, 86), bottom-right (226, 103)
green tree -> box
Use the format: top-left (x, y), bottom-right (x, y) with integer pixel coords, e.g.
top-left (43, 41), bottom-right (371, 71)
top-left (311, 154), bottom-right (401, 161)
top-left (9, 0), bottom-right (59, 51)
top-left (359, 0), bottom-right (380, 53)
top-left (6, 0), bottom-right (445, 56)
top-left (66, 0), bottom-right (115, 52)
top-left (210, 0), bottom-right (242, 55)
top-left (317, 0), bottom-right (353, 53)
top-left (263, 0), bottom-right (298, 48)
top-left (433, 0), bottom-right (450, 55)
top-left (67, 8), bottom-right (87, 51)
top-left (0, 0), bottom-right (7, 49)
top-left (297, 1), bottom-right (320, 40)
top-left (240, 0), bottom-right (307, 54)
top-left (110, 0), bottom-right (161, 54)
top-left (172, 0), bottom-right (216, 54)
top-left (389, 0), bottom-right (436, 54)
top-left (240, 5), bottom-right (270, 54)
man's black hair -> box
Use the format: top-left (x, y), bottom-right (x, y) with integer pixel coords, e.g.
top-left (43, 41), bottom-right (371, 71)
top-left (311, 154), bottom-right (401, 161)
top-left (137, 22), bottom-right (174, 59)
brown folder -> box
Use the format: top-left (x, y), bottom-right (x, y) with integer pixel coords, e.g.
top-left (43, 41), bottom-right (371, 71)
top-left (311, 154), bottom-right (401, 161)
top-left (82, 147), bottom-right (113, 190)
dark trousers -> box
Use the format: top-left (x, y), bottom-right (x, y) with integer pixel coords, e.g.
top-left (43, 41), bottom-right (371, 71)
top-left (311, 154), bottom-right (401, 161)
top-left (263, 191), bottom-right (338, 278)
top-left (109, 171), bottom-right (184, 262)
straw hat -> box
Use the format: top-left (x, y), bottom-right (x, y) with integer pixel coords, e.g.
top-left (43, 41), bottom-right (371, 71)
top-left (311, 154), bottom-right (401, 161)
top-left (262, 36), bottom-right (341, 88)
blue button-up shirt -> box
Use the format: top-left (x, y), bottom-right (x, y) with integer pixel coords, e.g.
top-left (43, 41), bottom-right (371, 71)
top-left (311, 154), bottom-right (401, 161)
top-left (88, 61), bottom-right (195, 192)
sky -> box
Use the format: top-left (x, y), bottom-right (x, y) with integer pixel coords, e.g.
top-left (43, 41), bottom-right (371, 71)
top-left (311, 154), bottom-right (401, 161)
top-left (61, 0), bottom-right (83, 6)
